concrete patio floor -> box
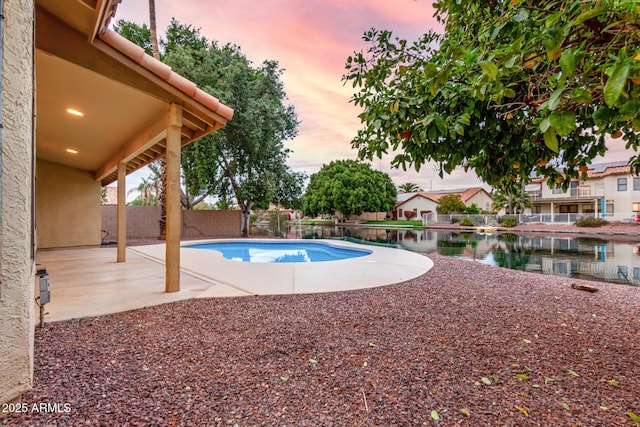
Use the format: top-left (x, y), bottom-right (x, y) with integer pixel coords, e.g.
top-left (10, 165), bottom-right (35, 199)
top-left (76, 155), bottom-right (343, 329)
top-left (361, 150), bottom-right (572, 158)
top-left (37, 239), bottom-right (433, 323)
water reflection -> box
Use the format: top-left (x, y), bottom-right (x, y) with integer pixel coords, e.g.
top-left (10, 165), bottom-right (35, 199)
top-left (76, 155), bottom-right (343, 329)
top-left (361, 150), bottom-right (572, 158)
top-left (287, 225), bottom-right (640, 287)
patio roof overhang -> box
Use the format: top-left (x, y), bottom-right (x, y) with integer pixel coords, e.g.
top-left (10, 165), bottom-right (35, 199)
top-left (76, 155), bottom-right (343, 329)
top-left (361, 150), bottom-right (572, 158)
top-left (34, 0), bottom-right (233, 186)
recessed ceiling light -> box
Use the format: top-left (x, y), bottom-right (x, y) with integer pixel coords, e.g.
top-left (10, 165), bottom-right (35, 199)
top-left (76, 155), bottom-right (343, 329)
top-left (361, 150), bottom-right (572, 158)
top-left (66, 108), bottom-right (84, 117)
top-left (66, 148), bottom-right (78, 154)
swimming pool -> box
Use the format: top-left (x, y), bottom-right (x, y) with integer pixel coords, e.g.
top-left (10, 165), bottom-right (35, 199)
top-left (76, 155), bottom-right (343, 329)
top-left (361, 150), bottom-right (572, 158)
top-left (131, 239), bottom-right (434, 295)
top-left (187, 240), bottom-right (371, 263)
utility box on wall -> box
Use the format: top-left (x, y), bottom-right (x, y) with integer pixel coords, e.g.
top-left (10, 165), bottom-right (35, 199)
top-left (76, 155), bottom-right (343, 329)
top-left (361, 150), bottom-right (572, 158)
top-left (37, 266), bottom-right (50, 305)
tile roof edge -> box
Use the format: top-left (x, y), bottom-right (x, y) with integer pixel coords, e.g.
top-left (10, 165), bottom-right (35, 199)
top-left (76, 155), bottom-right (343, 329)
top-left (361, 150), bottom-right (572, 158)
top-left (98, 29), bottom-right (233, 122)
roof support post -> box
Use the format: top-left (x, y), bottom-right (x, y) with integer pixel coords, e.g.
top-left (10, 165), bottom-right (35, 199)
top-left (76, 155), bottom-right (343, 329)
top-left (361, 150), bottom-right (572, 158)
top-left (117, 161), bottom-right (126, 262)
top-left (165, 103), bottom-right (182, 293)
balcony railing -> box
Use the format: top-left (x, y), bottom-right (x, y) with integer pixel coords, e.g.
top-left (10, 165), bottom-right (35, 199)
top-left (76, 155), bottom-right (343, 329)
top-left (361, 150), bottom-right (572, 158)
top-left (528, 186), bottom-right (593, 200)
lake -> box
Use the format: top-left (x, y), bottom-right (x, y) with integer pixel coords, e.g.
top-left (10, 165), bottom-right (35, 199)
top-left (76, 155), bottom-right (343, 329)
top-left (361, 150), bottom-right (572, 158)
top-left (284, 224), bottom-right (640, 287)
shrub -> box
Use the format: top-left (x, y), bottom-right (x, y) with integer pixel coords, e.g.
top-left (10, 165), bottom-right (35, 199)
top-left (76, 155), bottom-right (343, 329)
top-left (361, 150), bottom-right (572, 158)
top-left (464, 203), bottom-right (480, 214)
top-left (575, 217), bottom-right (609, 228)
top-left (501, 216), bottom-right (518, 227)
top-left (459, 217), bottom-right (474, 226)
top-left (450, 217), bottom-right (459, 224)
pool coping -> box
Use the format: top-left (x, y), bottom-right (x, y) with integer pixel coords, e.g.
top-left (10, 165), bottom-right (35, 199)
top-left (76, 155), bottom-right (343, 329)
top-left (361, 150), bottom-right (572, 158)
top-left (130, 238), bottom-right (434, 295)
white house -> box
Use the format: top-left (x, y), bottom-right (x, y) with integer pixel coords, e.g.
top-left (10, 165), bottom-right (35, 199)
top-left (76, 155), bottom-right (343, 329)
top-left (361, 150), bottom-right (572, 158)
top-left (526, 161), bottom-right (639, 221)
top-left (395, 187), bottom-right (493, 220)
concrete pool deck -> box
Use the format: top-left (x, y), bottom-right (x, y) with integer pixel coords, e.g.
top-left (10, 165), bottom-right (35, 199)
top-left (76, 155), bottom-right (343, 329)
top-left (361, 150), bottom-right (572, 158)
top-left (133, 239), bottom-right (433, 295)
top-left (37, 239), bottom-right (433, 322)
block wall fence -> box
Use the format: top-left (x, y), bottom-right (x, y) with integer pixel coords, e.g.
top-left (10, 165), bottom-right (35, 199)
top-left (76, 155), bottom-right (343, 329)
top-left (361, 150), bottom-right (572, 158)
top-left (101, 206), bottom-right (242, 241)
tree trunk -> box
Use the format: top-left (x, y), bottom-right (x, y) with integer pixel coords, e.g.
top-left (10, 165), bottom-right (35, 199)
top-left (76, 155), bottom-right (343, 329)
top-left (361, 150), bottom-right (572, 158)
top-left (240, 201), bottom-right (253, 237)
top-left (148, 0), bottom-right (166, 239)
top-left (148, 0), bottom-right (160, 60)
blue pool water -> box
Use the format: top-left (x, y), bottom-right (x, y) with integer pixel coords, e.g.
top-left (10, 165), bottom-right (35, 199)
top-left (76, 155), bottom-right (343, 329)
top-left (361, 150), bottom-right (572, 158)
top-left (188, 241), bottom-right (371, 263)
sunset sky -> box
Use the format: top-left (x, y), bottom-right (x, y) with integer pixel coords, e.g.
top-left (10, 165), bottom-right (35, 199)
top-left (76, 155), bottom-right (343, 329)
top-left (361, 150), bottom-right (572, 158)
top-left (114, 0), bottom-right (634, 195)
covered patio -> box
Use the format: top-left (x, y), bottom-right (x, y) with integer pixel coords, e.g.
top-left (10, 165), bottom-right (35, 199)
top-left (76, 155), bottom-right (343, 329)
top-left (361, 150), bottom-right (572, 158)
top-left (35, 0), bottom-right (233, 292)
top-left (36, 240), bottom-right (434, 323)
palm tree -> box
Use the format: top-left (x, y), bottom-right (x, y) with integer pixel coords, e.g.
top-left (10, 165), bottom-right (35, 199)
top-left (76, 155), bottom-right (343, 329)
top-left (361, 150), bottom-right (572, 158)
top-left (127, 177), bottom-right (158, 206)
top-left (148, 0), bottom-right (160, 60)
top-left (492, 181), bottom-right (531, 214)
top-left (147, 0), bottom-right (167, 238)
top-left (397, 182), bottom-right (423, 193)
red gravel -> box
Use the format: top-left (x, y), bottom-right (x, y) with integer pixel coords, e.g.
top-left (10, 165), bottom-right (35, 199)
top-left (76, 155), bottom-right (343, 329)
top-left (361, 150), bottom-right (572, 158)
top-left (3, 254), bottom-right (640, 426)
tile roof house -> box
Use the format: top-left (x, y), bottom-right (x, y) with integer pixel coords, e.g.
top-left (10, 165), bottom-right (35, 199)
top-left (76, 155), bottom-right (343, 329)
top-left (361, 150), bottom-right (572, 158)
top-left (1, 0), bottom-right (233, 407)
top-left (526, 161), bottom-right (639, 221)
top-left (395, 187), bottom-right (493, 220)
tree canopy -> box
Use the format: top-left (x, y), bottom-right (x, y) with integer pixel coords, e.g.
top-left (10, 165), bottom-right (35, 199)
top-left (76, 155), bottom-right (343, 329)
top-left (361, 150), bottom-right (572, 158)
top-left (163, 29), bottom-right (302, 235)
top-left (436, 194), bottom-right (466, 214)
top-left (115, 19), bottom-right (303, 236)
top-left (303, 160), bottom-right (397, 218)
top-left (344, 1), bottom-right (640, 191)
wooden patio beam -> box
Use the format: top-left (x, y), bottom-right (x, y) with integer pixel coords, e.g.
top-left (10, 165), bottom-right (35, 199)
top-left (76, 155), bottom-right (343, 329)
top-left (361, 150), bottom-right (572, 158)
top-left (94, 111), bottom-right (169, 182)
top-left (117, 162), bottom-right (126, 262)
top-left (165, 104), bottom-right (183, 293)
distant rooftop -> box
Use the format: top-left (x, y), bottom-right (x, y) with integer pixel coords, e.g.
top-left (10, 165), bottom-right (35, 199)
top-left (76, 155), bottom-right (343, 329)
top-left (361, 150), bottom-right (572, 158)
top-left (396, 187), bottom-right (488, 205)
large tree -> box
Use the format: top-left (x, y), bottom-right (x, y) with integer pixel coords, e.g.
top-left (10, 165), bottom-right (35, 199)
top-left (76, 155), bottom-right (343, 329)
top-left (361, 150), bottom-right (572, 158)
top-left (344, 1), bottom-right (640, 191)
top-left (303, 159), bottom-right (397, 218)
top-left (162, 22), bottom-right (300, 236)
top-left (115, 20), bottom-right (302, 236)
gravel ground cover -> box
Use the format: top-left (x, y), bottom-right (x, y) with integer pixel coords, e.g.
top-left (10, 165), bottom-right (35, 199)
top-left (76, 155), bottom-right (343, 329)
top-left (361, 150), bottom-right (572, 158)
top-left (3, 254), bottom-right (640, 426)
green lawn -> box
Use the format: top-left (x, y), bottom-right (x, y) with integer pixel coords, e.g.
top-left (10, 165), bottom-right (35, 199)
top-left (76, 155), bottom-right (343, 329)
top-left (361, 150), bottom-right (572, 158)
top-left (363, 220), bottom-right (423, 226)
top-left (294, 219), bottom-right (336, 225)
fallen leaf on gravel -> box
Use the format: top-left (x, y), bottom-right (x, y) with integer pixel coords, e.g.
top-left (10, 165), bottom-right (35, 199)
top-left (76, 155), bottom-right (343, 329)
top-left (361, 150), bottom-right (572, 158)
top-left (600, 406), bottom-right (609, 411)
top-left (516, 374), bottom-right (529, 380)
top-left (368, 342), bottom-right (377, 348)
top-left (430, 409), bottom-right (440, 421)
top-left (567, 369), bottom-right (580, 377)
top-left (628, 411), bottom-right (640, 423)
top-left (460, 408), bottom-right (470, 417)
top-left (309, 359), bottom-right (318, 364)
top-left (608, 379), bottom-right (619, 387)
top-left (184, 386), bottom-right (191, 391)
top-left (515, 406), bottom-right (529, 417)
top-left (363, 361), bottom-right (368, 367)
top-left (280, 376), bottom-right (289, 382)
top-left (522, 338), bottom-right (532, 344)
top-left (562, 402), bottom-right (571, 410)
top-left (481, 377), bottom-right (492, 385)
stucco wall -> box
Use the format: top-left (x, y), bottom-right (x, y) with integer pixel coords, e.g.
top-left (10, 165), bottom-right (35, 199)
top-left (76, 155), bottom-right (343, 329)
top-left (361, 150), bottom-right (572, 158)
top-left (467, 191), bottom-right (493, 212)
top-left (0, 0), bottom-right (36, 406)
top-left (397, 196), bottom-right (439, 220)
top-left (101, 206), bottom-right (242, 240)
top-left (36, 160), bottom-right (101, 248)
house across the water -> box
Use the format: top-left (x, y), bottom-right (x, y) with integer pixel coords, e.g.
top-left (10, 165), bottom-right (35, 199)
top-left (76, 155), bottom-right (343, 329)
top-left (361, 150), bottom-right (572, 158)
top-left (394, 187), bottom-right (493, 220)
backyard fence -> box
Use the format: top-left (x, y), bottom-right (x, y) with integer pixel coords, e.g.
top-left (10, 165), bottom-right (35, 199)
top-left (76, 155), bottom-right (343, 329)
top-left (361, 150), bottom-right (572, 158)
top-left (101, 206), bottom-right (242, 241)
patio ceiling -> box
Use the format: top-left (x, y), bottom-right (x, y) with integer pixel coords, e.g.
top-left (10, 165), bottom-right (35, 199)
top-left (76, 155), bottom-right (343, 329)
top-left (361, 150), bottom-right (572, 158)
top-left (34, 0), bottom-right (232, 186)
